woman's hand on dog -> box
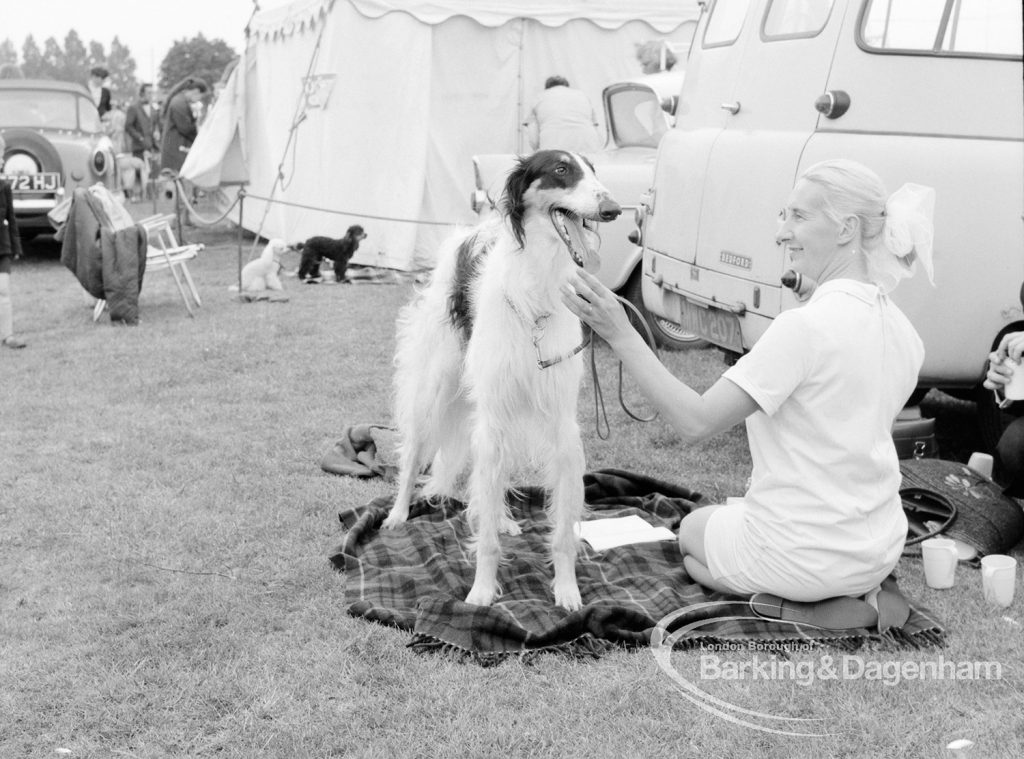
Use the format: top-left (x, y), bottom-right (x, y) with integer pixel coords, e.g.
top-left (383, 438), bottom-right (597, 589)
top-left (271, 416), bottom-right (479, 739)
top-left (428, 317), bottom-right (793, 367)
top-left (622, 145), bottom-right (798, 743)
top-left (561, 269), bottom-right (637, 351)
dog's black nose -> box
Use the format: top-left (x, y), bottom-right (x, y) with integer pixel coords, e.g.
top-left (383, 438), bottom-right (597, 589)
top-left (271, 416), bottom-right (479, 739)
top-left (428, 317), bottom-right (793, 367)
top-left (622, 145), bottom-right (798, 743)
top-left (598, 198), bottom-right (622, 221)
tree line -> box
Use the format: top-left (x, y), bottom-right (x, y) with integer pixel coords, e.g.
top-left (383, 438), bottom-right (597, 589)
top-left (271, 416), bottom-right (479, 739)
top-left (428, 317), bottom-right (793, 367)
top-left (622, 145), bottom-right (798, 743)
top-left (0, 31), bottom-right (237, 106)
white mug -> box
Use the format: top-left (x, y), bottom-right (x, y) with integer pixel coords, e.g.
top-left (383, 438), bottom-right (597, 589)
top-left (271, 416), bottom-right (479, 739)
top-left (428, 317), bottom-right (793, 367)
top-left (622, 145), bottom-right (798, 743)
top-left (981, 554), bottom-right (1017, 608)
top-left (1003, 358), bottom-right (1024, 401)
top-left (921, 537), bottom-right (958, 589)
top-left (967, 452), bottom-right (994, 479)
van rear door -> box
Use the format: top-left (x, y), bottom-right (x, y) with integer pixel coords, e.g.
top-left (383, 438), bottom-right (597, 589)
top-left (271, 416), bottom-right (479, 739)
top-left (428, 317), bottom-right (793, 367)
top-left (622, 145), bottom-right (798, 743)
top-left (693, 1), bottom-right (845, 298)
top-left (644, 1), bottom-right (749, 266)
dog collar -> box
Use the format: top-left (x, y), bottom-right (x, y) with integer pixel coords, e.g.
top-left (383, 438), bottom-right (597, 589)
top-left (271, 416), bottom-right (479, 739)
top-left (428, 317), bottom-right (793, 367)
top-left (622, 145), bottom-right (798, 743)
top-left (504, 295), bottom-right (591, 369)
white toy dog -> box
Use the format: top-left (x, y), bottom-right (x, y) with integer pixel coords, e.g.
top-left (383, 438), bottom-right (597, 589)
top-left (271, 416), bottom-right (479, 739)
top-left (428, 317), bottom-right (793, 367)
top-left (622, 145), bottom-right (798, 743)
top-left (240, 238), bottom-right (288, 292)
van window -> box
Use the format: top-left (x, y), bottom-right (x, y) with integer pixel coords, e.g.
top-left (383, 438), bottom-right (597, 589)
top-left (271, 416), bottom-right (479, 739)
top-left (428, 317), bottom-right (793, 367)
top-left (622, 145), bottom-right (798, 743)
top-left (861, 0), bottom-right (1023, 58)
top-left (763, 0), bottom-right (835, 39)
top-left (703, 0), bottom-right (750, 48)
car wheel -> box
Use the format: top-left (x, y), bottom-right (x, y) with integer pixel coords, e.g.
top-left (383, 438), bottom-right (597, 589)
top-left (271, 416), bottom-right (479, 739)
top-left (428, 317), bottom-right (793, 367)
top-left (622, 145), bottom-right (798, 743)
top-left (1, 128), bottom-right (64, 176)
top-left (621, 268), bottom-right (708, 351)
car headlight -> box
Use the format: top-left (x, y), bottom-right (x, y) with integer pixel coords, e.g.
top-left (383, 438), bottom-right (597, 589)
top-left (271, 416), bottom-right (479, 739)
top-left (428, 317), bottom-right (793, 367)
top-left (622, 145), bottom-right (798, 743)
top-left (631, 191), bottom-right (652, 247)
top-left (91, 136), bottom-right (114, 176)
top-left (91, 147), bottom-right (110, 176)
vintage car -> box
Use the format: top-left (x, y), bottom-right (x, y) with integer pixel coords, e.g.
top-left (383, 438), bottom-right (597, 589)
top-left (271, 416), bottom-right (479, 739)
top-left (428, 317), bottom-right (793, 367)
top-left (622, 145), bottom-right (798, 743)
top-left (0, 79), bottom-right (117, 234)
top-left (635, 0), bottom-right (1023, 450)
top-left (471, 71), bottom-right (705, 350)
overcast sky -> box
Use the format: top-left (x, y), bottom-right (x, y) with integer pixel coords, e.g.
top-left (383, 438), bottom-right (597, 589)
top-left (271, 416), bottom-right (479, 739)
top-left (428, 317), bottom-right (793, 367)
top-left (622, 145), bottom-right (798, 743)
top-left (3, 0), bottom-right (294, 83)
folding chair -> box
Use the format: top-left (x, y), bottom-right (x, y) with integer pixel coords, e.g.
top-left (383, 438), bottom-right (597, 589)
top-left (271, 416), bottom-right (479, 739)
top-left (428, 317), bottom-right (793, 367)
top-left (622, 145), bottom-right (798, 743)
top-left (93, 213), bottom-right (204, 320)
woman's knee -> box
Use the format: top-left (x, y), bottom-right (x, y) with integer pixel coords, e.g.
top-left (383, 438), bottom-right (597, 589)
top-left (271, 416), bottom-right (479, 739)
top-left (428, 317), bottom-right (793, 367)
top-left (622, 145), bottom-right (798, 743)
top-left (678, 505), bottom-right (721, 564)
top-left (683, 554), bottom-right (745, 597)
top-left (0, 272), bottom-right (10, 299)
top-left (997, 416), bottom-right (1024, 481)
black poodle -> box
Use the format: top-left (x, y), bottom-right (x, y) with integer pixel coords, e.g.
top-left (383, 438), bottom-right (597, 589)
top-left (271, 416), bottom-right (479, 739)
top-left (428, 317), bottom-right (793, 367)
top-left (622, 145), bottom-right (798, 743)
top-left (295, 225), bottom-right (368, 283)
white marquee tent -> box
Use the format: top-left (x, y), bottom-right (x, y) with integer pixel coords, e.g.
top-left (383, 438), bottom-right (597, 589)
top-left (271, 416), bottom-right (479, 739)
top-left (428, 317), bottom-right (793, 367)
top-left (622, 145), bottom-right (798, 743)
top-left (182, 0), bottom-right (701, 270)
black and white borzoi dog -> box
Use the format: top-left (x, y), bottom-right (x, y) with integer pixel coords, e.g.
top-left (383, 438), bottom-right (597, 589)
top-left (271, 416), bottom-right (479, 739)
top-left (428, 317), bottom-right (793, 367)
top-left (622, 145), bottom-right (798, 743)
top-left (384, 150), bottom-right (621, 610)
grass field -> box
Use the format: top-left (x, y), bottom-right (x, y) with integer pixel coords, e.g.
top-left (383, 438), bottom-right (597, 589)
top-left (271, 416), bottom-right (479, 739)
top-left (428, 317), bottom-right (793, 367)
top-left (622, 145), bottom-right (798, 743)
top-left (1, 207), bottom-right (1022, 758)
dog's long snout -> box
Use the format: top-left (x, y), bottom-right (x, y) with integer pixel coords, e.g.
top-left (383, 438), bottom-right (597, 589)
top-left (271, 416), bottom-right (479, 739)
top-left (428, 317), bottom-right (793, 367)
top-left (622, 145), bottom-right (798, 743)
top-left (598, 197), bottom-right (622, 222)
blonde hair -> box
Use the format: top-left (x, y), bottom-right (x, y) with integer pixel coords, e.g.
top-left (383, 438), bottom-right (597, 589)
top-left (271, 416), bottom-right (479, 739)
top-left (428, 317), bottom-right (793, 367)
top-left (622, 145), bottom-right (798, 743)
top-left (800, 159), bottom-right (936, 294)
top-left (798, 159), bottom-right (887, 249)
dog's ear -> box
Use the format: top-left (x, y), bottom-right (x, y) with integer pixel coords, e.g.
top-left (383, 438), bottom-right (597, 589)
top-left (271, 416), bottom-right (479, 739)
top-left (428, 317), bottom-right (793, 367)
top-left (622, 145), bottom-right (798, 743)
top-left (502, 157), bottom-right (532, 248)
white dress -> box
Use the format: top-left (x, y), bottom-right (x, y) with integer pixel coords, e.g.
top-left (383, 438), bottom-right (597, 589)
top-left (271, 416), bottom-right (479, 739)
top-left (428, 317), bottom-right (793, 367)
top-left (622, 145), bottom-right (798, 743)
top-left (704, 279), bottom-right (923, 601)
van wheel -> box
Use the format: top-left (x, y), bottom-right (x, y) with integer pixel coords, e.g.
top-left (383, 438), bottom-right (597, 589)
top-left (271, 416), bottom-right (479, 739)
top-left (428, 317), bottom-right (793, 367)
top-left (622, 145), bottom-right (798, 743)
top-left (621, 269), bottom-right (708, 351)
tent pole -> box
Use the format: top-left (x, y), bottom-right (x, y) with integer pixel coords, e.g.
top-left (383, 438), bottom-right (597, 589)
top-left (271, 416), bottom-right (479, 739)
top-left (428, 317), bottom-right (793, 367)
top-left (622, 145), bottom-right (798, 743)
top-left (516, 19), bottom-right (525, 155)
top-left (175, 181), bottom-right (184, 243)
top-left (237, 188), bottom-right (246, 295)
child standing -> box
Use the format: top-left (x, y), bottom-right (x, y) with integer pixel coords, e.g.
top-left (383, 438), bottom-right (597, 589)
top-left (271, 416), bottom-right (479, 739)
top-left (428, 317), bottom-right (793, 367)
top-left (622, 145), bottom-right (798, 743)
top-left (0, 133), bottom-right (26, 349)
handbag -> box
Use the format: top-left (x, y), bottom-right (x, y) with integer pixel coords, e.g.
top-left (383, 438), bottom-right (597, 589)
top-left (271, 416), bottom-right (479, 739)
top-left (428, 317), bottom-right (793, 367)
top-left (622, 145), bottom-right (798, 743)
top-left (891, 416), bottom-right (939, 460)
top-left (900, 458), bottom-right (1024, 561)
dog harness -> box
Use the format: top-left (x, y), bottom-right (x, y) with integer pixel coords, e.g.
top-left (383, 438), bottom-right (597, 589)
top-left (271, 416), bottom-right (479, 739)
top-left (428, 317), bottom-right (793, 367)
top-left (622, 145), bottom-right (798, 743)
top-left (504, 295), bottom-right (591, 369)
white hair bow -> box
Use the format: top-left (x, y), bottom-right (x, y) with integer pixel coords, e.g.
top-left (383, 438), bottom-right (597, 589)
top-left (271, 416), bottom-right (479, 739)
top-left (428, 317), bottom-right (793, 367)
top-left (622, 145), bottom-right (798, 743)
top-left (868, 183), bottom-right (936, 294)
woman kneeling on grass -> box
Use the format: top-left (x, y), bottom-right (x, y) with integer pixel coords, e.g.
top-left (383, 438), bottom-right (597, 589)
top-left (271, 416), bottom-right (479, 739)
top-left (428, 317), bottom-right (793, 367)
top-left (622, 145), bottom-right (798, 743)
top-left (563, 159), bottom-right (934, 628)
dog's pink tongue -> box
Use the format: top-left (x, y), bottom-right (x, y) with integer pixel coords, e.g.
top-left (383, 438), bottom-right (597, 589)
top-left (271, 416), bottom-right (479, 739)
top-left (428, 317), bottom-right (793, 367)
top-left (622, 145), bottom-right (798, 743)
top-left (582, 226), bottom-right (601, 274)
top-left (563, 216), bottom-right (601, 274)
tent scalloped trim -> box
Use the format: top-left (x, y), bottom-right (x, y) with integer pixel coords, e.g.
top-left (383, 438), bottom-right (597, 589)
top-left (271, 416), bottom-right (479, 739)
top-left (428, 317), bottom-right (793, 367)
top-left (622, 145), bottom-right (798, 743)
top-left (248, 0), bottom-right (699, 40)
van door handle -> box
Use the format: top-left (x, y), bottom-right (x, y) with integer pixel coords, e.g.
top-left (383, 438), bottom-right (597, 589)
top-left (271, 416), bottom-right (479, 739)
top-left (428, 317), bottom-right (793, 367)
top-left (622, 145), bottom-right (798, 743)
top-left (720, 101), bottom-right (741, 115)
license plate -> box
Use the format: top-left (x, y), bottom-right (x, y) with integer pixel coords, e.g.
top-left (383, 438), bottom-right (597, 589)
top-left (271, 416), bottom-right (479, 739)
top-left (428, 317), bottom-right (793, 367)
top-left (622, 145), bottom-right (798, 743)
top-left (679, 297), bottom-right (744, 353)
top-left (1, 173), bottom-right (61, 193)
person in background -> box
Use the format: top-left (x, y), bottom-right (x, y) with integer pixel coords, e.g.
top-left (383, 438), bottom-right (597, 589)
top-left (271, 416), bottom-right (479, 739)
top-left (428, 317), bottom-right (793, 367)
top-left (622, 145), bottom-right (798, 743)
top-left (564, 159), bottom-right (936, 628)
top-left (523, 76), bottom-right (603, 154)
top-left (88, 66), bottom-right (112, 117)
top-left (103, 101), bottom-right (127, 154)
top-left (983, 303), bottom-right (1024, 498)
top-left (0, 133), bottom-right (26, 349)
top-left (636, 40), bottom-right (677, 74)
top-left (125, 83), bottom-right (158, 200)
top-left (159, 77), bottom-right (209, 175)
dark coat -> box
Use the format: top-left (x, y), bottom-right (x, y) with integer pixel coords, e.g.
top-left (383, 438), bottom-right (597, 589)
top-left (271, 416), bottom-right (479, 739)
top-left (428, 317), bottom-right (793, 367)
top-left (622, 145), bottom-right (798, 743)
top-left (159, 93), bottom-right (198, 173)
top-left (0, 181), bottom-right (23, 263)
top-left (124, 100), bottom-right (157, 155)
top-left (97, 86), bottom-right (112, 117)
top-left (58, 188), bottom-right (147, 324)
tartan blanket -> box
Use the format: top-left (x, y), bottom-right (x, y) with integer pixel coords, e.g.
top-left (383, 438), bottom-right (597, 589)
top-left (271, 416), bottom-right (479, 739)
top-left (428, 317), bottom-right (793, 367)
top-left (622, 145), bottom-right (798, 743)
top-left (329, 469), bottom-right (944, 661)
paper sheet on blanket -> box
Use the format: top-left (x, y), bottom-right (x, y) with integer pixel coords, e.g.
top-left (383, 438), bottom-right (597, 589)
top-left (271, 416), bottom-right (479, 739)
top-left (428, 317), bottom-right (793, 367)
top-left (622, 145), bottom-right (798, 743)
top-left (575, 515), bottom-right (676, 551)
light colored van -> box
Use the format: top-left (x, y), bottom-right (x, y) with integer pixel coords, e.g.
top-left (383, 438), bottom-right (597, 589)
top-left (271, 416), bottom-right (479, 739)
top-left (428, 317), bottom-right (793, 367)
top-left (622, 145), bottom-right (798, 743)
top-left (637, 0), bottom-right (1023, 448)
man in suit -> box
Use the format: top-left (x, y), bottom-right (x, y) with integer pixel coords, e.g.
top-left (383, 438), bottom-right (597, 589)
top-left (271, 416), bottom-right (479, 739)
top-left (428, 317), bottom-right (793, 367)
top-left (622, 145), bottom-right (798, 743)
top-left (125, 83), bottom-right (157, 157)
top-left (0, 134), bottom-right (26, 348)
top-left (88, 66), bottom-right (112, 117)
top-left (124, 83), bottom-right (157, 200)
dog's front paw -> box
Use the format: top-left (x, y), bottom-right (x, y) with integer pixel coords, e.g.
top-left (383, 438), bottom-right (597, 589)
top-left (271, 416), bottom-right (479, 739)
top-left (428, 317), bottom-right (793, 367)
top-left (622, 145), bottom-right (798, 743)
top-left (554, 582), bottom-right (583, 612)
top-left (499, 517), bottom-right (522, 536)
top-left (465, 582), bottom-right (497, 607)
top-left (381, 509), bottom-right (409, 530)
